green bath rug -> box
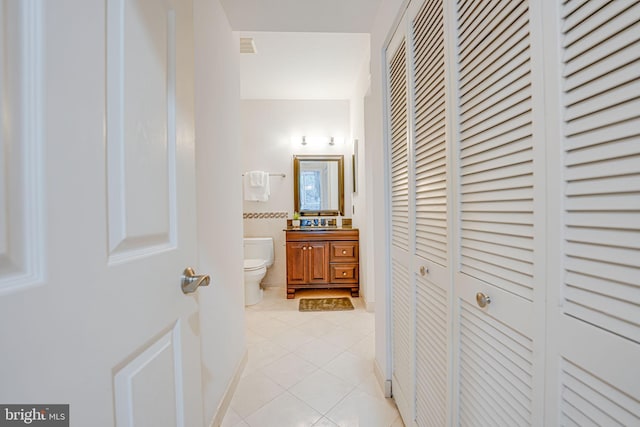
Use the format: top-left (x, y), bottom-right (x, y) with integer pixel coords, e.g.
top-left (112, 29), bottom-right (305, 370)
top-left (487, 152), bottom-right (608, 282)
top-left (299, 297), bottom-right (355, 312)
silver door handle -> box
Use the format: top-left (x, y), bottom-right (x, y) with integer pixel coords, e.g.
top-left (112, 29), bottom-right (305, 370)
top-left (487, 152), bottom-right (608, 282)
top-left (181, 267), bottom-right (210, 294)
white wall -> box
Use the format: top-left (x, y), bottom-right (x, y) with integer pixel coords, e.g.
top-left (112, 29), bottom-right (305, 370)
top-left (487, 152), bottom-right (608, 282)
top-left (367, 0), bottom-right (407, 392)
top-left (350, 54), bottom-right (373, 309)
top-left (194, 0), bottom-right (246, 424)
top-left (241, 100), bottom-right (352, 288)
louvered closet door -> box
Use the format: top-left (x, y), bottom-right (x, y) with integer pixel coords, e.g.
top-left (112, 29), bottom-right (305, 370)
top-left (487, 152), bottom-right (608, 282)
top-left (554, 1), bottom-right (640, 424)
top-left (409, 0), bottom-right (450, 426)
top-left (386, 22), bottom-right (414, 423)
top-left (452, 0), bottom-right (544, 425)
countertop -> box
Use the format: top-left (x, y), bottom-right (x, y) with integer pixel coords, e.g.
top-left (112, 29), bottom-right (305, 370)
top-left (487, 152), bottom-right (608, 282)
top-left (284, 226), bottom-right (357, 231)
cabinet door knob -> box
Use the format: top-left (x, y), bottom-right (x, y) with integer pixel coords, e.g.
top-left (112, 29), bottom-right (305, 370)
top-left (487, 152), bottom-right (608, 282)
top-left (342, 272), bottom-right (347, 276)
top-left (342, 250), bottom-right (347, 254)
top-left (302, 247), bottom-right (307, 251)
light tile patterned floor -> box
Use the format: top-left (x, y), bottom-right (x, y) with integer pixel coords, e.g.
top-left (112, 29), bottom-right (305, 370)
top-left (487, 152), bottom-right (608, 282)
top-left (222, 287), bottom-right (404, 427)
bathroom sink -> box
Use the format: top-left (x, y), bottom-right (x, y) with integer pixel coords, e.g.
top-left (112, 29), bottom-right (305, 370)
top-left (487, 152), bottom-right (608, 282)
top-left (290, 226), bottom-right (339, 231)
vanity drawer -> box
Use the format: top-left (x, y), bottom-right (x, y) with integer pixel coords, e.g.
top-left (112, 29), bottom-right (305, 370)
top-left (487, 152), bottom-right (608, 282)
top-left (330, 264), bottom-right (359, 283)
top-left (330, 242), bottom-right (358, 262)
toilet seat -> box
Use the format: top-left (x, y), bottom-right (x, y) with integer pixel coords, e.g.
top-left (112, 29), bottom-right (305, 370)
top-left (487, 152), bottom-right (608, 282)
top-left (244, 259), bottom-right (265, 271)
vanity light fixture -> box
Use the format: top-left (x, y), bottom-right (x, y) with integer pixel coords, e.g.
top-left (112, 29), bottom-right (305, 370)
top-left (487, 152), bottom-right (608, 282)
top-left (297, 135), bottom-right (343, 146)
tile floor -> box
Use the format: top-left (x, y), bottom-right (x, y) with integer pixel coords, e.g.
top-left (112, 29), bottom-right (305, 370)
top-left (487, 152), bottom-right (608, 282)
top-left (222, 287), bottom-right (404, 427)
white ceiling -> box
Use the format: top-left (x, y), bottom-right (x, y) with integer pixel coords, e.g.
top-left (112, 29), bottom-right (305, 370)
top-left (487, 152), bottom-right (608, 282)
top-left (220, 0), bottom-right (383, 33)
top-left (238, 32), bottom-right (370, 100)
top-left (220, 0), bottom-right (380, 100)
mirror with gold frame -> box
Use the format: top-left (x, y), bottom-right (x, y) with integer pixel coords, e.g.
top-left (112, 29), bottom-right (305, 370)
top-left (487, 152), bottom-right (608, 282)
top-left (293, 155), bottom-right (344, 216)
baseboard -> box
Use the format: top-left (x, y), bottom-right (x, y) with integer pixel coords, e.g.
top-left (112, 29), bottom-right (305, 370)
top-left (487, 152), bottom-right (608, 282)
top-left (365, 298), bottom-right (375, 312)
top-left (374, 359), bottom-right (392, 398)
top-left (208, 349), bottom-right (248, 427)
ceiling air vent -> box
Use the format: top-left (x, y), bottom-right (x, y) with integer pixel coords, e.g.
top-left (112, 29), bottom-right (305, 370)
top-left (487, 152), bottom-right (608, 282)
top-left (239, 37), bottom-right (256, 54)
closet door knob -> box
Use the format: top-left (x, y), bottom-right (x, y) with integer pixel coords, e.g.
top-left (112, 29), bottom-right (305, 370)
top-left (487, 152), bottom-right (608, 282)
top-left (476, 292), bottom-right (491, 308)
top-left (419, 266), bottom-right (429, 276)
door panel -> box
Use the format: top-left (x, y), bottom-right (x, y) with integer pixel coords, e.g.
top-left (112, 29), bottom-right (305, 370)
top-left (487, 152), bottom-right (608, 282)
top-left (308, 242), bottom-right (329, 283)
top-left (0, 0), bottom-right (44, 294)
top-left (114, 327), bottom-right (180, 427)
top-left (458, 299), bottom-right (533, 426)
top-left (415, 275), bottom-right (447, 427)
top-left (558, 320), bottom-right (640, 426)
top-left (107, 0), bottom-right (177, 261)
top-left (559, 0), bottom-right (640, 345)
top-left (286, 242), bottom-right (307, 284)
top-left (391, 257), bottom-right (412, 421)
top-left (0, 1), bottom-right (203, 425)
top-left (456, 0), bottom-right (535, 302)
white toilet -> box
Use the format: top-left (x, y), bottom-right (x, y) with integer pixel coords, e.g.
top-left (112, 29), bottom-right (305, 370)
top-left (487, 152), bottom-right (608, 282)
top-left (243, 237), bottom-right (274, 306)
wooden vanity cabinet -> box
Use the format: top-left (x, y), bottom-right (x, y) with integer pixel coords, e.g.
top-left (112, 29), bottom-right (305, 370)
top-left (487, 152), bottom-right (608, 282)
top-left (286, 229), bottom-right (359, 299)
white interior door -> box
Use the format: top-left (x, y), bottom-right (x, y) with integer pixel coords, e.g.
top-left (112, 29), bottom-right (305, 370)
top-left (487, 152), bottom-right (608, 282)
top-left (451, 0), bottom-right (546, 425)
top-left (548, 1), bottom-right (640, 424)
top-left (408, 0), bottom-right (451, 425)
top-left (386, 2), bottom-right (453, 425)
top-left (385, 19), bottom-right (415, 424)
top-left (0, 1), bottom-right (204, 426)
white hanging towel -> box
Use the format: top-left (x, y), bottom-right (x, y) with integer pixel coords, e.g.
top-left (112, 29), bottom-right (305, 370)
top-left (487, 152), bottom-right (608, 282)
top-left (244, 171), bottom-right (270, 201)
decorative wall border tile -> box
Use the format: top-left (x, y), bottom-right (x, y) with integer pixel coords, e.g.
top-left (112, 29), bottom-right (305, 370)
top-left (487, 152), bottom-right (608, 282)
top-left (243, 212), bottom-right (288, 220)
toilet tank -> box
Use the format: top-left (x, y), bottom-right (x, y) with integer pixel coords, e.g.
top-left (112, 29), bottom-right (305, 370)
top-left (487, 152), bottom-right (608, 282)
top-left (243, 237), bottom-right (274, 268)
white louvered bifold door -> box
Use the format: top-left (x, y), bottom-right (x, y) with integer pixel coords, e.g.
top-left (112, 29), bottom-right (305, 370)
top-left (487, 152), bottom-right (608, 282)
top-left (452, 0), bottom-right (545, 425)
top-left (386, 22), bottom-right (415, 424)
top-left (551, 1), bottom-right (640, 424)
top-left (409, 0), bottom-right (451, 426)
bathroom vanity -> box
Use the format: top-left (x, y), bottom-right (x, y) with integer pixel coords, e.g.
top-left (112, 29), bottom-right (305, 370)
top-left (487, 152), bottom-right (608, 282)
top-left (285, 228), bottom-right (359, 299)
